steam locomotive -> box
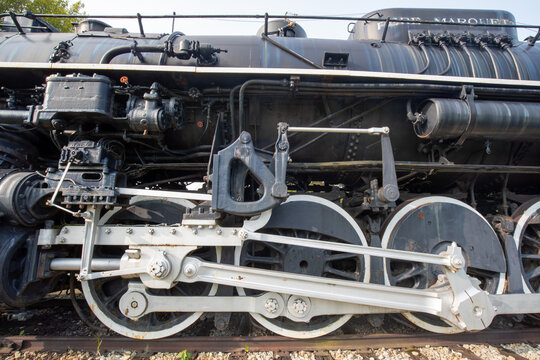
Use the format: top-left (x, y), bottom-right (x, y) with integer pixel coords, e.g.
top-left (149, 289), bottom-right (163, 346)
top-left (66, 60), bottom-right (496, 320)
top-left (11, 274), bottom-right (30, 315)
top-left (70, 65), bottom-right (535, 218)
top-left (0, 7), bottom-right (539, 339)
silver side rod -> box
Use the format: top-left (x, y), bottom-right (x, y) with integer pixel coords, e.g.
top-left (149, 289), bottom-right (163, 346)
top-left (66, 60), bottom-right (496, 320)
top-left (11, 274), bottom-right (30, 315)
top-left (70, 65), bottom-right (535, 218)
top-left (287, 126), bottom-right (389, 135)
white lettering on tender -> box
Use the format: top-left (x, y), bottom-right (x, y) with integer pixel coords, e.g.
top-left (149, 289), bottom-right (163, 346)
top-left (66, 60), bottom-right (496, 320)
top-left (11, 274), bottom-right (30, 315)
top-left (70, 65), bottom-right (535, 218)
top-left (373, 15), bottom-right (514, 31)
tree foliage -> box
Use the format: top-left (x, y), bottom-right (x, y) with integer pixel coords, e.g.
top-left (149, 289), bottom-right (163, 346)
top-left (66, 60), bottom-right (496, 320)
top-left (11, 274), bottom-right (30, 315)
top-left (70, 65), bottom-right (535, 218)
top-left (1, 0), bottom-right (84, 32)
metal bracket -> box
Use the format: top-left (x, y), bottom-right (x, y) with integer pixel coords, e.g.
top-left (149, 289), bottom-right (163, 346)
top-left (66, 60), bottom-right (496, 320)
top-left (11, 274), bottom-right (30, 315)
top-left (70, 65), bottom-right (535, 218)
top-left (379, 133), bottom-right (400, 202)
top-left (8, 12), bottom-right (24, 34)
top-left (211, 124), bottom-right (289, 215)
top-left (77, 206), bottom-right (102, 281)
top-left (528, 27), bottom-right (540, 46)
top-left (492, 215), bottom-right (524, 293)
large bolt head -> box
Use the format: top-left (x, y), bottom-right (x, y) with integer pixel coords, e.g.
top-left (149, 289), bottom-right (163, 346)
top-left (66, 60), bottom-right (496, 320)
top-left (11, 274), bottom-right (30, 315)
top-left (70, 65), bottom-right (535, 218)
top-left (451, 256), bottom-right (465, 269)
top-left (148, 258), bottom-right (170, 279)
top-left (292, 299), bottom-right (307, 314)
top-left (183, 263), bottom-right (198, 278)
top-left (264, 298), bottom-right (279, 314)
top-left (287, 297), bottom-right (310, 318)
top-left (240, 132), bottom-right (251, 144)
top-left (238, 230), bottom-right (248, 240)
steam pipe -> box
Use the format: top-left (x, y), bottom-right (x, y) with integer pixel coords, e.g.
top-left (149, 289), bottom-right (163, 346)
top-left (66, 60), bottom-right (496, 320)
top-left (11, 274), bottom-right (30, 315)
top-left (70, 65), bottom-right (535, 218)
top-left (0, 109), bottom-right (29, 124)
top-left (504, 46), bottom-right (523, 80)
top-left (100, 44), bottom-right (167, 64)
top-left (238, 79), bottom-right (288, 133)
top-left (417, 43), bottom-right (431, 74)
top-left (437, 43), bottom-right (452, 75)
top-left (460, 42), bottom-right (477, 78)
top-left (480, 43), bottom-right (500, 79)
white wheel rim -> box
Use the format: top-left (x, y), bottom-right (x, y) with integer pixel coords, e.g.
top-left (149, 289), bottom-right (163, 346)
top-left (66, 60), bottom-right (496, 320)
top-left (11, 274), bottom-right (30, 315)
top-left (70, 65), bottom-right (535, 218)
top-left (236, 194), bottom-right (370, 338)
top-left (513, 199), bottom-right (540, 294)
top-left (381, 196), bottom-right (505, 333)
top-left (83, 197), bottom-right (216, 339)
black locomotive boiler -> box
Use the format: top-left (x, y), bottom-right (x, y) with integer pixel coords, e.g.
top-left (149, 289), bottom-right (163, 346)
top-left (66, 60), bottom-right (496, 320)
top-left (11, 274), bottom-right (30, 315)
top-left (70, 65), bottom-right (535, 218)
top-left (0, 7), bottom-right (540, 338)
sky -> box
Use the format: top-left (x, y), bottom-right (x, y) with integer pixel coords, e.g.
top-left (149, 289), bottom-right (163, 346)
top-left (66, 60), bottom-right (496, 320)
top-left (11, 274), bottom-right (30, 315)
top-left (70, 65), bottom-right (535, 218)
top-left (80, 0), bottom-right (540, 41)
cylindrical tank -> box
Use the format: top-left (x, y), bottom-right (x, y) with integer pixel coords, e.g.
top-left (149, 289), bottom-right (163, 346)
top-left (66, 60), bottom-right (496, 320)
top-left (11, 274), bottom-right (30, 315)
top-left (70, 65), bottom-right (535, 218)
top-left (415, 99), bottom-right (540, 140)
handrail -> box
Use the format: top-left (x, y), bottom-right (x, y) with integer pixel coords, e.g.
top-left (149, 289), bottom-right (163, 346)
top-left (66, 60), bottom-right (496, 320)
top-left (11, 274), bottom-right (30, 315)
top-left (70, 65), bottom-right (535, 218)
top-left (0, 12), bottom-right (538, 30)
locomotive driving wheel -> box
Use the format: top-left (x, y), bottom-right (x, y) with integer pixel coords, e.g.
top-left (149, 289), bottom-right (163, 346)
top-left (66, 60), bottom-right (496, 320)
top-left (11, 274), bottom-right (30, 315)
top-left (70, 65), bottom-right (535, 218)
top-left (513, 198), bottom-right (540, 295)
top-left (235, 195), bottom-right (370, 338)
top-left (0, 227), bottom-right (59, 307)
top-left (381, 196), bottom-right (506, 333)
top-left (81, 197), bottom-right (218, 339)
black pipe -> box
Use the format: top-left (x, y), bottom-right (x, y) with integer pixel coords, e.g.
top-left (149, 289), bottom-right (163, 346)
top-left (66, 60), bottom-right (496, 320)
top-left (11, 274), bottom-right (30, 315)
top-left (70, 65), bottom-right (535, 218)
top-left (100, 44), bottom-right (166, 64)
top-left (0, 110), bottom-right (29, 124)
top-left (261, 34), bottom-right (323, 69)
top-left (228, 84), bottom-right (242, 140)
top-left (417, 43), bottom-right (431, 74)
top-left (381, 18), bottom-right (390, 42)
top-left (460, 42), bottom-right (477, 78)
top-left (238, 79), bottom-right (288, 133)
top-left (528, 27), bottom-right (540, 46)
top-left (504, 46), bottom-right (523, 80)
top-left (137, 13), bottom-right (145, 37)
top-left (437, 43), bottom-right (452, 75)
top-left (8, 11), bottom-right (24, 34)
top-left (479, 42), bottom-right (500, 79)
top-left (296, 82), bottom-right (540, 98)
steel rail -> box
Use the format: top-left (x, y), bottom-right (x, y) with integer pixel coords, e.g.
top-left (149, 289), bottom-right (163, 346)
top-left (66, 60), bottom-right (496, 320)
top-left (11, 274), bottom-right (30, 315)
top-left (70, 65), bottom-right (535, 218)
top-left (1, 329), bottom-right (539, 353)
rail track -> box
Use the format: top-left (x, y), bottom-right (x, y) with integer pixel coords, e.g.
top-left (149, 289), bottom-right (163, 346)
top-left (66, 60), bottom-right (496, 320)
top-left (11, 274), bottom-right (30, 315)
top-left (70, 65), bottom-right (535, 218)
top-left (0, 328), bottom-right (539, 358)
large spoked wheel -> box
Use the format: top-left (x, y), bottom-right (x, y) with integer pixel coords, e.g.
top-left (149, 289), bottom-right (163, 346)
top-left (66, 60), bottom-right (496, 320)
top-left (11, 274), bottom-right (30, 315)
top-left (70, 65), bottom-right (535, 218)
top-left (513, 198), bottom-right (540, 295)
top-left (0, 227), bottom-right (58, 308)
top-left (381, 196), bottom-right (506, 333)
top-left (235, 195), bottom-right (370, 338)
top-left (81, 197), bottom-right (218, 339)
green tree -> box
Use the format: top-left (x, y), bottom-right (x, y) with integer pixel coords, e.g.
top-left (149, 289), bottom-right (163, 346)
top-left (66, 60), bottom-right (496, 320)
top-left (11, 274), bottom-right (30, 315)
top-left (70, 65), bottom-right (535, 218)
top-left (1, 0), bottom-right (84, 32)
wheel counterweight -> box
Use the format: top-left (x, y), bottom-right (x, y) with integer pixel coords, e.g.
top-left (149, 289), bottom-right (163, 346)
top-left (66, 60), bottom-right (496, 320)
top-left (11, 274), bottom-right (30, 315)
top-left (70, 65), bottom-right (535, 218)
top-left (381, 196), bottom-right (506, 333)
top-left (236, 194), bottom-right (370, 338)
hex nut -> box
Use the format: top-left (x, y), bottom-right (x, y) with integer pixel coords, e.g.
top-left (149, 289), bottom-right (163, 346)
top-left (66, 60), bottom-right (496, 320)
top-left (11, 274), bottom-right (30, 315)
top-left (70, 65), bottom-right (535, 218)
top-left (183, 263), bottom-right (197, 277)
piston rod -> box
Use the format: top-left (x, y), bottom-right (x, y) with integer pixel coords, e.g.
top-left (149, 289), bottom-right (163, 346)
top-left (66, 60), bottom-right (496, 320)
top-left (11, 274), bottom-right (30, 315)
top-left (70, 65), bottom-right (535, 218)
top-left (287, 126), bottom-right (389, 135)
top-left (49, 258), bottom-right (120, 271)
